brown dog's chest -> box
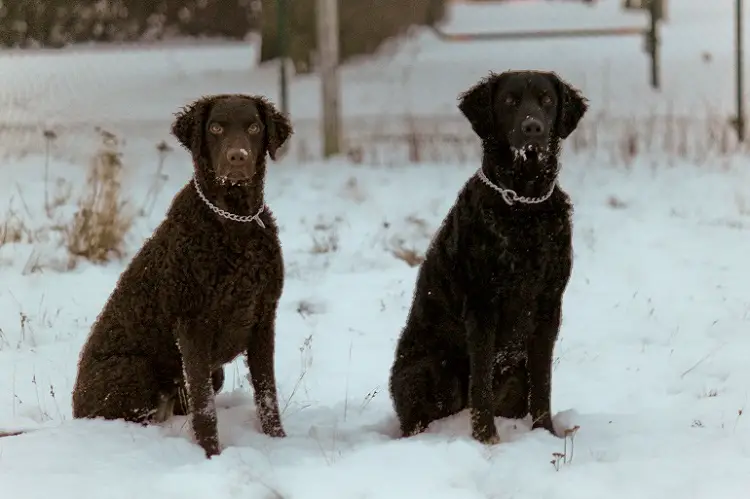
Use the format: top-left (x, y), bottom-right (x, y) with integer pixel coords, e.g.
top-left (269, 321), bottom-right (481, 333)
top-left (180, 232), bottom-right (280, 366)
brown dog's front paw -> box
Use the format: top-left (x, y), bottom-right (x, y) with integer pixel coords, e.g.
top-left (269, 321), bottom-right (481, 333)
top-left (202, 442), bottom-right (221, 459)
top-left (268, 427), bottom-right (286, 438)
top-left (261, 420), bottom-right (286, 438)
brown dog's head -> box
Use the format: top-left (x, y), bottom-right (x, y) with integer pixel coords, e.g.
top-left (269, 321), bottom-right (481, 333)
top-left (458, 70), bottom-right (587, 161)
top-left (171, 94), bottom-right (292, 186)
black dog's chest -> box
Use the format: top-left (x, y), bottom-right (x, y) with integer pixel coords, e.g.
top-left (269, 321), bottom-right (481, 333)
top-left (487, 219), bottom-right (566, 290)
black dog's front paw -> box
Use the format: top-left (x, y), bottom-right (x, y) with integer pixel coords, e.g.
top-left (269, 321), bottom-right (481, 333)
top-left (471, 409), bottom-right (500, 445)
top-left (473, 431), bottom-right (500, 445)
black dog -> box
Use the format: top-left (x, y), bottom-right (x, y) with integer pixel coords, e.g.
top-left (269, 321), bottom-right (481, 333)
top-left (72, 94), bottom-right (293, 458)
top-left (389, 71), bottom-right (587, 444)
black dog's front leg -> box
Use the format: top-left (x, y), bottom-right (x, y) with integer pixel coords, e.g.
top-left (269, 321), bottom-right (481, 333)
top-left (465, 302), bottom-right (499, 444)
top-left (528, 292), bottom-right (563, 436)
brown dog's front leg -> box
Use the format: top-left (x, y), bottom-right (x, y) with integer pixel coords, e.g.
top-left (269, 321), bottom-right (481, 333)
top-left (247, 299), bottom-right (286, 438)
top-left (176, 326), bottom-right (221, 458)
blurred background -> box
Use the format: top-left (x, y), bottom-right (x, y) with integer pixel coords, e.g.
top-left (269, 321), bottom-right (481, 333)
top-left (0, 0), bottom-right (741, 163)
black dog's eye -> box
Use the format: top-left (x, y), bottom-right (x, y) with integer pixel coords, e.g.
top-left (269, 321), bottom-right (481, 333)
top-left (209, 123), bottom-right (223, 134)
top-left (504, 95), bottom-right (516, 106)
top-left (248, 123), bottom-right (260, 134)
top-left (541, 95), bottom-right (553, 106)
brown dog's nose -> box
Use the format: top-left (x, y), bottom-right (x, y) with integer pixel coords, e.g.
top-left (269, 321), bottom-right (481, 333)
top-left (226, 148), bottom-right (249, 165)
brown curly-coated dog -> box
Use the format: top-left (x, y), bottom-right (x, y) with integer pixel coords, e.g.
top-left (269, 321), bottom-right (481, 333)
top-left (72, 93), bottom-right (293, 458)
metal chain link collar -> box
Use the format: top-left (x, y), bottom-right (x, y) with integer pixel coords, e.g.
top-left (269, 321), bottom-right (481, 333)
top-left (192, 176), bottom-right (266, 228)
top-left (475, 168), bottom-right (556, 206)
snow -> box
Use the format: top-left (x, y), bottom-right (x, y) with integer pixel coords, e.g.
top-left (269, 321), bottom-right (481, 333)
top-left (2, 0), bottom-right (750, 497)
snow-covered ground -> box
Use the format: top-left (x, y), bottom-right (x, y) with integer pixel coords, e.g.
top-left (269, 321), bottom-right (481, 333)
top-left (2, 0), bottom-right (750, 497)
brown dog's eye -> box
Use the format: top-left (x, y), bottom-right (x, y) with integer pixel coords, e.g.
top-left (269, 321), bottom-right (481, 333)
top-left (504, 95), bottom-right (516, 106)
top-left (248, 123), bottom-right (260, 134)
top-left (209, 123), bottom-right (223, 134)
top-left (541, 95), bottom-right (553, 106)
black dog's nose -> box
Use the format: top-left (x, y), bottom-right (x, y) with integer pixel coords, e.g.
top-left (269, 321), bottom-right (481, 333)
top-left (521, 117), bottom-right (544, 137)
top-left (226, 148), bottom-right (249, 165)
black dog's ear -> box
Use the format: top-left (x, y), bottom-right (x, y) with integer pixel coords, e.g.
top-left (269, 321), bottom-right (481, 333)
top-left (171, 96), bottom-right (212, 158)
top-left (256, 96), bottom-right (293, 161)
top-left (549, 72), bottom-right (588, 140)
top-left (457, 72), bottom-right (501, 140)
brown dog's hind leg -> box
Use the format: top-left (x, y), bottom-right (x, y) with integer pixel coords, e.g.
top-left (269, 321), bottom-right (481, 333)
top-left (72, 356), bottom-right (163, 424)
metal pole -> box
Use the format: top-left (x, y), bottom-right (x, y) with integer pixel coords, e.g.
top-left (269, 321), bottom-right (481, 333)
top-left (430, 25), bottom-right (647, 41)
top-left (648, 0), bottom-right (660, 90)
top-left (736, 0), bottom-right (745, 141)
top-left (317, 0), bottom-right (341, 157)
top-left (277, 0), bottom-right (289, 115)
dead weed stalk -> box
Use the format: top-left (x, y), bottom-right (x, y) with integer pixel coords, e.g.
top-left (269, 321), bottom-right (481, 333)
top-left (64, 131), bottom-right (133, 264)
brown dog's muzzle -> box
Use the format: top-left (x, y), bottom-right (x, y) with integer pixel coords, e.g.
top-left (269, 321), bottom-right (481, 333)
top-left (215, 144), bottom-right (259, 184)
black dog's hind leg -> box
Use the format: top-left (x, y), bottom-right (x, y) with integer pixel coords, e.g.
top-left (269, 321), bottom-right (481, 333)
top-left (389, 354), bottom-right (467, 437)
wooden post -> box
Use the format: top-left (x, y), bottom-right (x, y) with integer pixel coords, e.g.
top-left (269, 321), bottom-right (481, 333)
top-left (317, 0), bottom-right (341, 157)
top-left (277, 0), bottom-right (289, 115)
top-left (736, 0), bottom-right (745, 141)
top-left (648, 0), bottom-right (660, 90)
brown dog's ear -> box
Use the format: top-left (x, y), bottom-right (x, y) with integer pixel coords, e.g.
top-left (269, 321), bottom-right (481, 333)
top-left (256, 96), bottom-right (293, 161)
top-left (458, 72), bottom-right (502, 140)
top-left (549, 72), bottom-right (588, 140)
top-left (171, 96), bottom-right (212, 158)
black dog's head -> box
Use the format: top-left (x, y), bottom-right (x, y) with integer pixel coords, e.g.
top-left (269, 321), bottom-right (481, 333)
top-left (171, 94), bottom-right (292, 186)
top-left (458, 70), bottom-right (587, 161)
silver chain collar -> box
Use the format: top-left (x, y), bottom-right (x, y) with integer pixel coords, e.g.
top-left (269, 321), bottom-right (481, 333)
top-left (192, 176), bottom-right (266, 228)
top-left (475, 168), bottom-right (556, 206)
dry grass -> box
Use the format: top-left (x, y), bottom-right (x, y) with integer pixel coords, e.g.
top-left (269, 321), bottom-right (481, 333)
top-left (388, 238), bottom-right (425, 267)
top-left (310, 219), bottom-right (341, 254)
top-left (64, 131), bottom-right (134, 264)
top-left (0, 208), bottom-right (30, 247)
top-left (340, 176), bottom-right (367, 204)
top-left (0, 107), bottom-right (746, 275)
top-left (139, 140), bottom-right (173, 217)
top-left (284, 109), bottom-right (750, 167)
top-left (0, 127), bottom-right (143, 269)
top-left (311, 231), bottom-right (340, 254)
top-left (385, 215), bottom-right (433, 267)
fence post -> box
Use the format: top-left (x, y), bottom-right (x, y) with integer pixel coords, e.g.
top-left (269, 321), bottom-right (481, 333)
top-left (736, 0), bottom-right (745, 141)
top-left (277, 0), bottom-right (289, 115)
top-left (648, 0), bottom-right (660, 90)
top-left (317, 0), bottom-right (342, 157)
